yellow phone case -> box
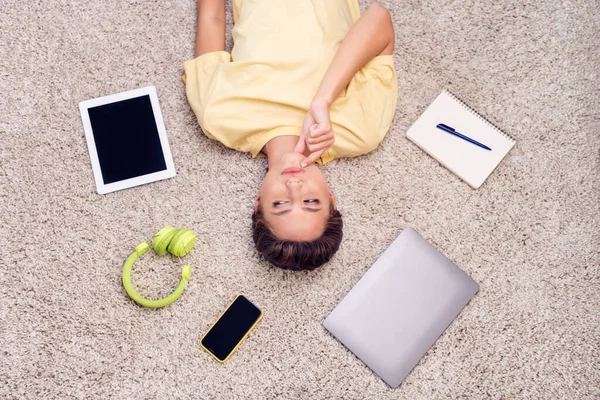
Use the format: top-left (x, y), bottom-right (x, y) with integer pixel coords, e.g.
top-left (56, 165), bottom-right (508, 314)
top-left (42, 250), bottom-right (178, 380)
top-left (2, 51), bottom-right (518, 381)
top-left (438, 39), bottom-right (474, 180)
top-left (200, 295), bottom-right (263, 363)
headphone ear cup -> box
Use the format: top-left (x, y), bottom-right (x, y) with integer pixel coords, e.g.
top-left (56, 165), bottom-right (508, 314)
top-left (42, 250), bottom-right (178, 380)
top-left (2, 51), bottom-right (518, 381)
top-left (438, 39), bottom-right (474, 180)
top-left (168, 228), bottom-right (197, 257)
top-left (153, 226), bottom-right (178, 256)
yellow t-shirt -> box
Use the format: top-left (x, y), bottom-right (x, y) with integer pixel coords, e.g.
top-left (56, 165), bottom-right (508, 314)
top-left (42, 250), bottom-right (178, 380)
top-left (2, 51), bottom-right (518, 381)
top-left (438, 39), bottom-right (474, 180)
top-left (183, 0), bottom-right (397, 164)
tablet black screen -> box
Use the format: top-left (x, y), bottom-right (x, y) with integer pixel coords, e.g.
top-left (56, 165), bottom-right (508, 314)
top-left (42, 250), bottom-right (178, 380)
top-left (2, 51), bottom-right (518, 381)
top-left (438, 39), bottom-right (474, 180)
top-left (87, 95), bottom-right (167, 184)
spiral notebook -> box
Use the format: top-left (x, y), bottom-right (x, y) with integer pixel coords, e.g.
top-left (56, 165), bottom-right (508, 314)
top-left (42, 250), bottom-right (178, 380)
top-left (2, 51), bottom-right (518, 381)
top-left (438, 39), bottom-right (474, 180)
top-left (407, 90), bottom-right (515, 189)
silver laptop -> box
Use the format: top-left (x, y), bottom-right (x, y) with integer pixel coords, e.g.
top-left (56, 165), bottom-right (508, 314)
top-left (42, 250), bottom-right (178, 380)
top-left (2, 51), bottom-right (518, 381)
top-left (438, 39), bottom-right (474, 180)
top-left (323, 227), bottom-right (479, 388)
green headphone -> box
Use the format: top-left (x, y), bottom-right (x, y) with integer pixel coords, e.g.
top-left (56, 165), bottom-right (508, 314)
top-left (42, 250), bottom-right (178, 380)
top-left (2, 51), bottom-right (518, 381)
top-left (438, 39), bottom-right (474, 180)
top-left (122, 227), bottom-right (196, 308)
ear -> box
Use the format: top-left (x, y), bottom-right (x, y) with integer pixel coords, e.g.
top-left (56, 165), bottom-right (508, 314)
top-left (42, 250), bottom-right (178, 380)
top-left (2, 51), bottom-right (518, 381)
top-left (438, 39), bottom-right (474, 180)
top-left (328, 189), bottom-right (337, 210)
top-left (254, 195), bottom-right (261, 212)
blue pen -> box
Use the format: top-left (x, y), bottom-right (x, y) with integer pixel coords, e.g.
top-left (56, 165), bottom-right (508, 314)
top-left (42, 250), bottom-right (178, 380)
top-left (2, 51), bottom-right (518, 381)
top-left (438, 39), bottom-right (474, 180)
top-left (436, 123), bottom-right (492, 151)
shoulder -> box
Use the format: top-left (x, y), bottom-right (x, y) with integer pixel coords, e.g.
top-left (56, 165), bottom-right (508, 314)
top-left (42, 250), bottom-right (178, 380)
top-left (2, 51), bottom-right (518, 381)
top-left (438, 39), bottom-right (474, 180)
top-left (183, 51), bottom-right (232, 81)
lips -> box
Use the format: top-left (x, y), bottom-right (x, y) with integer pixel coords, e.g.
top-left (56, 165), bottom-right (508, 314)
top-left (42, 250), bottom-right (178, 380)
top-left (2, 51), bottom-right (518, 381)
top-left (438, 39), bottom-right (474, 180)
top-left (281, 167), bottom-right (305, 175)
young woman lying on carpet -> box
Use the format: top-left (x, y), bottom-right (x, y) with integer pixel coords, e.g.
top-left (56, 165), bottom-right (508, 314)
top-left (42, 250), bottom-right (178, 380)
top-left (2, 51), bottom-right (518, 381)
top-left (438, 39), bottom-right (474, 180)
top-left (184, 0), bottom-right (397, 270)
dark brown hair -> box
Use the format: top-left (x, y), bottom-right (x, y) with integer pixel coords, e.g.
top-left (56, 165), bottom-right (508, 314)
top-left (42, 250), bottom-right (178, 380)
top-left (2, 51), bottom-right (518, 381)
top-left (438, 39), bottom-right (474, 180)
top-left (252, 204), bottom-right (343, 271)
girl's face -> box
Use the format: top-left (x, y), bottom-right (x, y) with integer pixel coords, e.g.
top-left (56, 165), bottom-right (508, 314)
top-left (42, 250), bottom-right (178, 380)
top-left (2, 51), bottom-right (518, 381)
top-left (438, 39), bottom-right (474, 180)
top-left (256, 152), bottom-right (336, 241)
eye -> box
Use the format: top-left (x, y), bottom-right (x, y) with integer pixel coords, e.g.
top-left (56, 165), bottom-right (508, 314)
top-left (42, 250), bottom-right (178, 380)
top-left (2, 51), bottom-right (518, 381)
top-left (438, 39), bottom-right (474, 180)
top-left (304, 199), bottom-right (319, 204)
top-left (272, 201), bottom-right (288, 207)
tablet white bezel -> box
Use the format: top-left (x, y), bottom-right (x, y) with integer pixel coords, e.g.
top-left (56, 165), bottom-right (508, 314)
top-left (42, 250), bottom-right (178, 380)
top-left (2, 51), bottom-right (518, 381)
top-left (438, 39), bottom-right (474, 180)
top-left (79, 86), bottom-right (176, 194)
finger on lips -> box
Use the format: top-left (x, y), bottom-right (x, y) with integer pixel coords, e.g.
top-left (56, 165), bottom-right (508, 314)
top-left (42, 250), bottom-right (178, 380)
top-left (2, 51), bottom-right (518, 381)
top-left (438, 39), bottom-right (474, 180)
top-left (294, 135), bottom-right (307, 154)
top-left (302, 149), bottom-right (325, 167)
top-left (302, 155), bottom-right (320, 167)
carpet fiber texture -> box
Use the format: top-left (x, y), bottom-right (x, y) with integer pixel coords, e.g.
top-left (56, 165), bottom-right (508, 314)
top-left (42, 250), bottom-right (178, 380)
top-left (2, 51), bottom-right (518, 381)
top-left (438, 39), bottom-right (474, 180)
top-left (1, 0), bottom-right (598, 399)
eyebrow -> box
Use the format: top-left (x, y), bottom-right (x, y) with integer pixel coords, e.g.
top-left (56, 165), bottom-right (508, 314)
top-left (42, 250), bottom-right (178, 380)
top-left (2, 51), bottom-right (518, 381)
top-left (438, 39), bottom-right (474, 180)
top-left (271, 207), bottom-right (322, 216)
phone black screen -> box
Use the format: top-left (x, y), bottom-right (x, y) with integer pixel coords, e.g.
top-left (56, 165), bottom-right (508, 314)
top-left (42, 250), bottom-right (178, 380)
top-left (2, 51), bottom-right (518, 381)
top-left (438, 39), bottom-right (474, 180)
top-left (87, 95), bottom-right (167, 184)
top-left (201, 296), bottom-right (262, 361)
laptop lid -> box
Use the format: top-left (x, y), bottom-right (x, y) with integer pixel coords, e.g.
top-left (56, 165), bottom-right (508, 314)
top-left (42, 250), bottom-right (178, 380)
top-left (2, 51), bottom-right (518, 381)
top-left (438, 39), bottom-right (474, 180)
top-left (323, 227), bottom-right (479, 388)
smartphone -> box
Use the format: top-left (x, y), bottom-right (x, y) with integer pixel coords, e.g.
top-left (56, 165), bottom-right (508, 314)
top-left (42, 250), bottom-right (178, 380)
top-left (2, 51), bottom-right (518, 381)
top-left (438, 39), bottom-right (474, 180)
top-left (200, 295), bottom-right (263, 363)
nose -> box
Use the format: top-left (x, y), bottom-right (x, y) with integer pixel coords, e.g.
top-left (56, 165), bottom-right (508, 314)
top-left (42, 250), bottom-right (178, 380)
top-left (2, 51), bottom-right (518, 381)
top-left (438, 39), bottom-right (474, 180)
top-left (286, 179), bottom-right (302, 188)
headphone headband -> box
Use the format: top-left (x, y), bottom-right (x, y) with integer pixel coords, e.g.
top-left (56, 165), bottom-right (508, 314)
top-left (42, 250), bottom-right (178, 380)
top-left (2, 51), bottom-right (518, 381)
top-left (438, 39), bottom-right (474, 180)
top-left (122, 227), bottom-right (195, 308)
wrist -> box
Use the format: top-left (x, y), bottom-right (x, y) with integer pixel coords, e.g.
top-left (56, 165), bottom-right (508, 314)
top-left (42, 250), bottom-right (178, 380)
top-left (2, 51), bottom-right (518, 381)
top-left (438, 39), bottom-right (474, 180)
top-left (312, 95), bottom-right (332, 109)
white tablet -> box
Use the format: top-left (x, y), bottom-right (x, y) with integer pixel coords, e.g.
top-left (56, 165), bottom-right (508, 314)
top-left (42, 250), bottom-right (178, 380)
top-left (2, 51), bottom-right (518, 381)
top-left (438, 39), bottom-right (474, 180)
top-left (79, 86), bottom-right (176, 194)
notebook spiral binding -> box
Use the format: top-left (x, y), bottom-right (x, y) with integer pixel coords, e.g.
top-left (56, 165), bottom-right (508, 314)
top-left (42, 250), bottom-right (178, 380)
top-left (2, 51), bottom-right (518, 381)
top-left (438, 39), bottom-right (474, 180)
top-left (443, 90), bottom-right (516, 142)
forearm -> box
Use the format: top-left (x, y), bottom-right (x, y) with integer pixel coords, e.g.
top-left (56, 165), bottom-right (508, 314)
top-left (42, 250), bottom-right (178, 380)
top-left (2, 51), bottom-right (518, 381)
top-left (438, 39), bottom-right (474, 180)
top-left (314, 3), bottom-right (394, 105)
top-left (195, 0), bottom-right (226, 57)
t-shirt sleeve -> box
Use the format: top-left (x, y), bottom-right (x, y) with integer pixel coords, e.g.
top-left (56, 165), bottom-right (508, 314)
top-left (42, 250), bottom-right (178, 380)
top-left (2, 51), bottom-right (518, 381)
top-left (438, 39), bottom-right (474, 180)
top-left (328, 54), bottom-right (397, 160)
top-left (182, 51), bottom-right (232, 132)
top-left (356, 54), bottom-right (397, 149)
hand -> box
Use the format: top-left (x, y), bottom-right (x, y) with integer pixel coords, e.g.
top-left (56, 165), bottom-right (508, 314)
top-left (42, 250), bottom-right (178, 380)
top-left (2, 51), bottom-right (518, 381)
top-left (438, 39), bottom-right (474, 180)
top-left (294, 98), bottom-right (335, 167)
